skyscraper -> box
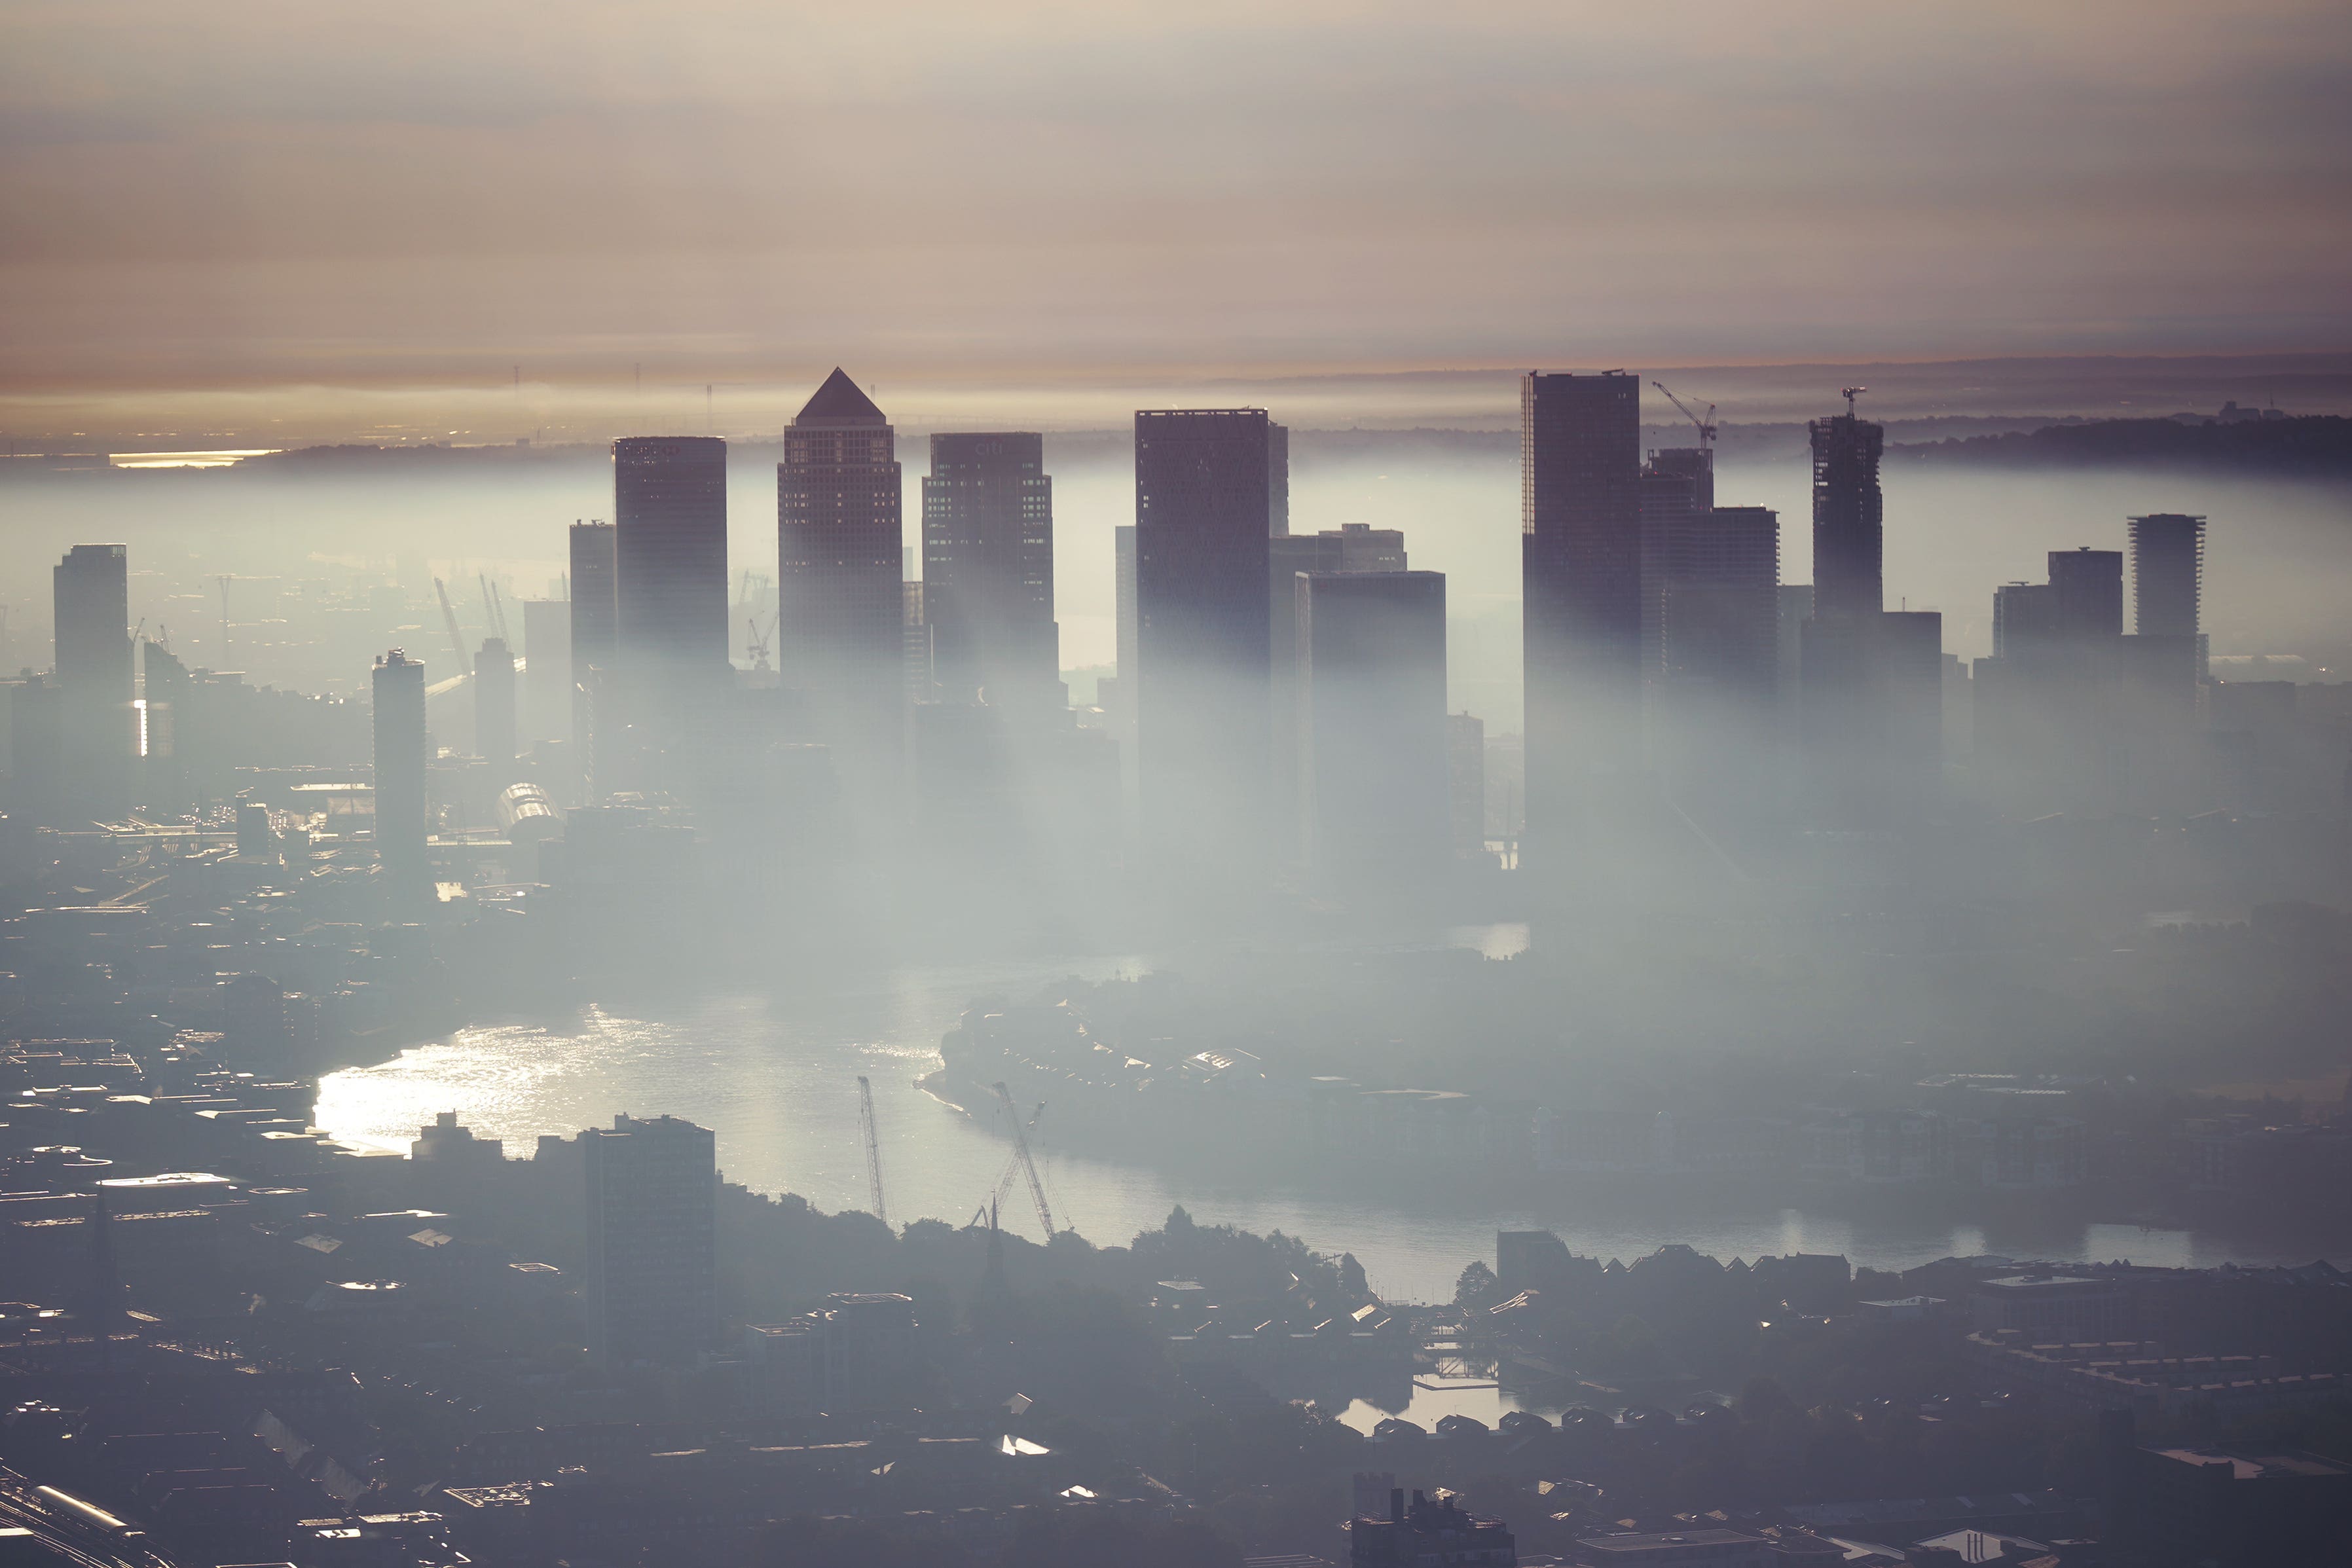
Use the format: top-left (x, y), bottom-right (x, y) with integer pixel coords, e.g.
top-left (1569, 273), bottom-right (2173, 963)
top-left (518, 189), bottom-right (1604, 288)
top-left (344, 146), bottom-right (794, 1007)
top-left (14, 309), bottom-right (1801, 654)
top-left (2128, 513), bottom-right (2207, 680)
top-left (569, 520), bottom-right (617, 782)
top-left (1659, 506), bottom-right (1781, 704)
top-left (371, 649), bottom-right (428, 893)
top-left (1809, 407), bottom-right (1885, 624)
top-left (1520, 371), bottom-right (1644, 864)
top-left (921, 432), bottom-right (1058, 708)
top-left (1799, 400), bottom-right (1894, 825)
top-left (521, 597), bottom-right (572, 746)
top-left (1268, 421), bottom-right (1291, 536)
top-left (778, 369), bottom-right (903, 741)
top-left (1134, 408), bottom-right (1273, 855)
top-left (53, 543), bottom-right (131, 820)
top-left (614, 435), bottom-right (728, 711)
top-left (1271, 525), bottom-right (1410, 854)
top-left (1296, 570), bottom-right (1449, 884)
top-left (2048, 547), bottom-right (2124, 642)
top-left (473, 637), bottom-right (517, 768)
top-left (581, 1113), bottom-right (717, 1368)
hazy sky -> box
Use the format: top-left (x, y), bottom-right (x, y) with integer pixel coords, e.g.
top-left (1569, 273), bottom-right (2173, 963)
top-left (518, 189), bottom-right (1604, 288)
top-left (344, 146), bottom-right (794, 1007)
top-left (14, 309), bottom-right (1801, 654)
top-left (5, 0), bottom-right (2349, 404)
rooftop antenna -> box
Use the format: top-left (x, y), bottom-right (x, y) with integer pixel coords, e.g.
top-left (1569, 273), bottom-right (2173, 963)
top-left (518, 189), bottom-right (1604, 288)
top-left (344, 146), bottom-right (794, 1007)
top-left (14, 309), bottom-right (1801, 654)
top-left (1841, 386), bottom-right (1867, 418)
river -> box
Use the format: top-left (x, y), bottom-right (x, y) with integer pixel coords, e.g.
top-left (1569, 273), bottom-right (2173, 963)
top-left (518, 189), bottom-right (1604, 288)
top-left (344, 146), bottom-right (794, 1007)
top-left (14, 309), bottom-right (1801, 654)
top-left (311, 931), bottom-right (2342, 1313)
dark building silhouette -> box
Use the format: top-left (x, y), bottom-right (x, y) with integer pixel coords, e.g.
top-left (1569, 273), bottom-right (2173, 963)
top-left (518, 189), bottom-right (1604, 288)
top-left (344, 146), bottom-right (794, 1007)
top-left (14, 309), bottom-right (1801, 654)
top-left (902, 579), bottom-right (934, 705)
top-left (473, 637), bottom-right (517, 768)
top-left (614, 435), bottom-right (728, 714)
top-left (2129, 512), bottom-right (2208, 679)
top-left (1272, 524), bottom-right (1410, 847)
top-left (1799, 401), bottom-right (1897, 824)
top-left (569, 520), bottom-right (618, 783)
top-left (1658, 505), bottom-right (1780, 698)
top-left (2048, 547), bottom-right (2124, 642)
top-left (921, 432), bottom-right (1059, 708)
top-left (1654, 505), bottom-right (1784, 809)
top-left (1638, 451), bottom-right (1708, 678)
top-left (53, 543), bottom-right (132, 821)
top-left (370, 649), bottom-right (429, 893)
top-left (1133, 408), bottom-right (1273, 858)
top-left (1809, 407), bottom-right (1885, 623)
top-left (582, 1113), bottom-right (717, 1368)
top-left (1297, 570), bottom-right (1449, 885)
top-left (1351, 1487), bottom-right (1516, 1566)
top-left (1268, 420), bottom-right (1291, 535)
top-left (1520, 371), bottom-right (1643, 866)
top-left (779, 369), bottom-right (903, 745)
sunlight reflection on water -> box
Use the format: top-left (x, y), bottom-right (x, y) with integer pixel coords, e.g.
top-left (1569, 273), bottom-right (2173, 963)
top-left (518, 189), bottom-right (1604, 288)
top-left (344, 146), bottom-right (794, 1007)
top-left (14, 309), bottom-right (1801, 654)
top-left (315, 947), bottom-right (2323, 1304)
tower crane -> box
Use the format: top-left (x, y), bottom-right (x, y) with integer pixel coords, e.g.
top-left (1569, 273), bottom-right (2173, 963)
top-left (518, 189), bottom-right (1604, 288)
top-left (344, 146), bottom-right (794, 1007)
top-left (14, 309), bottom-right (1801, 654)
top-left (991, 1081), bottom-right (1058, 1237)
top-left (1841, 386), bottom-right (1868, 418)
top-left (746, 613), bottom-right (776, 674)
top-left (1650, 382), bottom-right (1717, 452)
top-left (856, 1076), bottom-right (889, 1231)
top-left (432, 579), bottom-right (471, 682)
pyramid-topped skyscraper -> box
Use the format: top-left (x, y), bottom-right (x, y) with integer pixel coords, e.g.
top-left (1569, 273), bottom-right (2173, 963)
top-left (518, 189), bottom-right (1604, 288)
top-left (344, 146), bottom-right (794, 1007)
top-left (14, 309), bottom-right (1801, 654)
top-left (778, 369), bottom-right (904, 755)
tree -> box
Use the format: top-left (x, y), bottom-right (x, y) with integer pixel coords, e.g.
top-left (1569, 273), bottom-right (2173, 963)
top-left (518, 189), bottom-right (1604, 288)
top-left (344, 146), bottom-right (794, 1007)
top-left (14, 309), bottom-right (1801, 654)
top-left (1455, 1260), bottom-right (1501, 1312)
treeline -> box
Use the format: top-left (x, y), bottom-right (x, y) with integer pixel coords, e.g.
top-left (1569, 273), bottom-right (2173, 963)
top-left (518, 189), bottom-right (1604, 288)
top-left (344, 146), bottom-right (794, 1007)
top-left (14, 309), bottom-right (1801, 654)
top-left (1892, 414), bottom-right (2352, 474)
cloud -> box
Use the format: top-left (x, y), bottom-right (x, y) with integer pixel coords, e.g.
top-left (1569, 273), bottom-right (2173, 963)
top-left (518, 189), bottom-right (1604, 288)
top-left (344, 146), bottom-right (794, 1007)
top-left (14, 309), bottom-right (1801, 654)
top-left (3, 0), bottom-right (2348, 392)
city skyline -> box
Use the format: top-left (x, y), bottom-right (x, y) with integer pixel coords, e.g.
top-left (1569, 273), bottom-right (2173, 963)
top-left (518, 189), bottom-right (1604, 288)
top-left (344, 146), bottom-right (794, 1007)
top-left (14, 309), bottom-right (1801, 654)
top-left (3, 9), bottom-right (2349, 1564)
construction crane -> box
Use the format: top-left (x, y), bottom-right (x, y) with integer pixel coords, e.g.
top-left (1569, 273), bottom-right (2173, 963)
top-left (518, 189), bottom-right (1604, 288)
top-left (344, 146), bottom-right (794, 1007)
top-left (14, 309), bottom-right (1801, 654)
top-left (746, 614), bottom-right (775, 674)
top-left (990, 1081), bottom-right (1057, 1237)
top-left (856, 1076), bottom-right (889, 1231)
top-left (965, 1099), bottom-right (1046, 1229)
top-left (1650, 382), bottom-right (1718, 452)
top-left (432, 579), bottom-right (471, 682)
top-left (1841, 386), bottom-right (1868, 418)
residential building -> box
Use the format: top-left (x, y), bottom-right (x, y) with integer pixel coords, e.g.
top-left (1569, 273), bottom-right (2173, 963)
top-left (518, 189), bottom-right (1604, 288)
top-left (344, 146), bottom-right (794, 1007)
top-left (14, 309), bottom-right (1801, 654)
top-left (581, 1113), bottom-right (717, 1368)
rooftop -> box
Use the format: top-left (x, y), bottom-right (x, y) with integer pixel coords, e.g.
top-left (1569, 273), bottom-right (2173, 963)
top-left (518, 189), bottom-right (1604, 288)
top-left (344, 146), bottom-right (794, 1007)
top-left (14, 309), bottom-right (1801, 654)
top-left (794, 367), bottom-right (887, 427)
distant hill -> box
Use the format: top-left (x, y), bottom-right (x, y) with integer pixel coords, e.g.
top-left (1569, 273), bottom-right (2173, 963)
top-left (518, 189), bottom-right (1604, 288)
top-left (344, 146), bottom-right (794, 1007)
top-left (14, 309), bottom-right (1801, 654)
top-left (1890, 414), bottom-right (2352, 476)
